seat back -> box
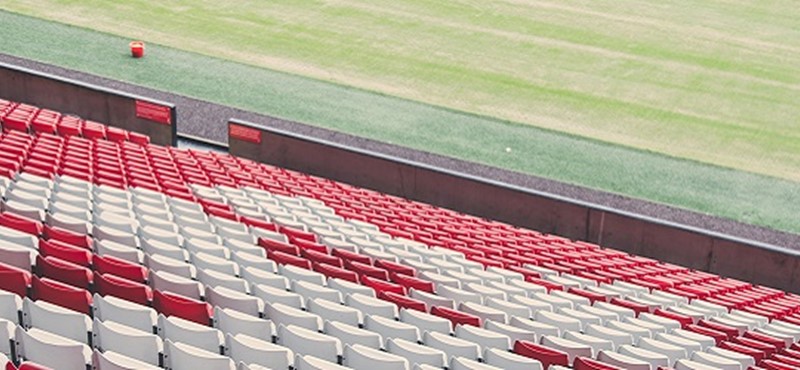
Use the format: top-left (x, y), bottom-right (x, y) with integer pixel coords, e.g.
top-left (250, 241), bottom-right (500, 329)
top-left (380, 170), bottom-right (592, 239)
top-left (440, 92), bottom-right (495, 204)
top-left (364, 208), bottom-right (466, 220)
top-left (16, 327), bottom-right (90, 370)
top-left (93, 318), bottom-right (162, 365)
top-left (342, 344), bottom-right (409, 370)
top-left (225, 333), bottom-right (292, 370)
top-left (164, 340), bottom-right (235, 370)
top-left (30, 277), bottom-right (91, 314)
top-left (152, 290), bottom-right (212, 326)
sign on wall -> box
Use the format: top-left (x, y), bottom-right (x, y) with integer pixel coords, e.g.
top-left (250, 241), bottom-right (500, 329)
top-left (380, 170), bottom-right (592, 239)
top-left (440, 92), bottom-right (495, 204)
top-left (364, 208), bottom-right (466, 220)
top-left (135, 100), bottom-right (172, 125)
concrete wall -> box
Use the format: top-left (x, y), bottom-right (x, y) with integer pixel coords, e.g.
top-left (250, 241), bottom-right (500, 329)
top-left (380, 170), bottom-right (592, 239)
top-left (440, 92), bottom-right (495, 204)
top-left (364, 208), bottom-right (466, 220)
top-left (229, 118), bottom-right (800, 293)
top-left (0, 62), bottom-right (176, 146)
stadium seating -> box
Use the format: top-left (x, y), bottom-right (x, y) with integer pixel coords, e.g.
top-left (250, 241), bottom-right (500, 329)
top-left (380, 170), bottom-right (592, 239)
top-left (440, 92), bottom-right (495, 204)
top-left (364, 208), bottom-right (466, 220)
top-left (1, 99), bottom-right (800, 369)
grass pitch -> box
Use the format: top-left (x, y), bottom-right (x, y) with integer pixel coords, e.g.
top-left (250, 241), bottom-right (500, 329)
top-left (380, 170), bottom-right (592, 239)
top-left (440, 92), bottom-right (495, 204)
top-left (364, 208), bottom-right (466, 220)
top-left (0, 3), bottom-right (799, 234)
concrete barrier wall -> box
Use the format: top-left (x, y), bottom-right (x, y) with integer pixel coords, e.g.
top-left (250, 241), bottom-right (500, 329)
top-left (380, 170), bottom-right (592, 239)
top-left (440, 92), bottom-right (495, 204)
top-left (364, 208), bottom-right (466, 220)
top-left (228, 118), bottom-right (800, 293)
top-left (0, 62), bottom-right (176, 146)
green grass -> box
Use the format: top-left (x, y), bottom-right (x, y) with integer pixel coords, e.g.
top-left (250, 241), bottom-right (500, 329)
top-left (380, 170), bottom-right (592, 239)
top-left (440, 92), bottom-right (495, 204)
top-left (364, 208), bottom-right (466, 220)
top-left (3, 0), bottom-right (798, 182)
top-left (0, 7), bottom-right (799, 235)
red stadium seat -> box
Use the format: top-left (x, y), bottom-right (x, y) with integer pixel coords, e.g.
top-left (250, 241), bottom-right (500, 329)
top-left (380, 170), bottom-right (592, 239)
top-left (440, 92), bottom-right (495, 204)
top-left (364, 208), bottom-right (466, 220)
top-left (293, 239), bottom-right (328, 254)
top-left (35, 255), bottom-right (93, 289)
top-left (574, 357), bottom-right (624, 370)
top-left (92, 255), bottom-right (148, 284)
top-left (43, 225), bottom-right (92, 250)
top-left (379, 291), bottom-right (427, 312)
top-left (389, 273), bottom-right (435, 294)
top-left (430, 306), bottom-right (481, 328)
top-left (279, 226), bottom-right (317, 243)
top-left (302, 249), bottom-right (343, 268)
top-left (525, 277), bottom-right (564, 292)
top-left (38, 239), bottom-right (92, 267)
top-left (31, 276), bottom-right (92, 314)
top-left (0, 261), bottom-right (32, 297)
top-left (17, 362), bottom-right (53, 370)
top-left (331, 249), bottom-right (372, 266)
top-left (743, 331), bottom-right (786, 350)
top-left (685, 324), bottom-right (728, 344)
top-left (266, 250), bottom-right (312, 270)
top-left (348, 261), bottom-right (390, 281)
top-left (653, 308), bottom-right (693, 328)
top-left (258, 238), bottom-right (300, 256)
top-left (513, 340), bottom-right (569, 369)
top-left (761, 360), bottom-right (800, 370)
top-left (718, 341), bottom-right (766, 364)
top-left (105, 127), bottom-right (129, 142)
top-left (610, 298), bottom-right (651, 317)
top-left (0, 212), bottom-right (43, 236)
top-left (128, 132), bottom-right (150, 145)
top-left (375, 259), bottom-right (416, 277)
top-left (731, 336), bottom-right (778, 358)
top-left (772, 355), bottom-right (800, 368)
top-left (698, 320), bottom-right (740, 340)
top-left (95, 273), bottom-right (152, 306)
top-left (568, 288), bottom-right (609, 304)
top-left (312, 263), bottom-right (359, 283)
top-left (360, 275), bottom-right (405, 296)
top-left (152, 289), bottom-right (212, 326)
top-left (239, 216), bottom-right (277, 232)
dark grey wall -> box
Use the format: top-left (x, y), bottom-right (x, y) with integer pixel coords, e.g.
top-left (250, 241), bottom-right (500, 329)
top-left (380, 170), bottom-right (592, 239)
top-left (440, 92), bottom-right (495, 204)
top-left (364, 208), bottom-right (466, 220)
top-left (0, 62), bottom-right (176, 146)
top-left (228, 118), bottom-right (800, 293)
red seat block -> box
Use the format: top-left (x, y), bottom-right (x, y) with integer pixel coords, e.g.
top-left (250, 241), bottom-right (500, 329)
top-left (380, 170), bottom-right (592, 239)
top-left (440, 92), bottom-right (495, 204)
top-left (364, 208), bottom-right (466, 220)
top-left (153, 290), bottom-right (212, 326)
top-left (38, 239), bottom-right (92, 267)
top-left (36, 255), bottom-right (93, 289)
top-left (258, 238), bottom-right (300, 256)
top-left (18, 362), bottom-right (54, 370)
top-left (773, 355), bottom-right (800, 369)
top-left (513, 340), bottom-right (569, 369)
top-left (302, 249), bottom-right (343, 268)
top-left (698, 319), bottom-right (739, 340)
top-left (0, 212), bottom-right (43, 236)
top-left (379, 291), bottom-right (427, 313)
top-left (128, 132), bottom-right (150, 145)
top-left (31, 276), bottom-right (92, 314)
top-left (568, 288), bottom-right (609, 304)
top-left (293, 239), bottom-right (328, 254)
top-left (312, 262), bottom-right (359, 283)
top-left (95, 273), bottom-right (152, 306)
top-left (761, 360), bottom-right (800, 370)
top-left (431, 306), bottom-right (481, 328)
top-left (0, 261), bottom-right (32, 297)
top-left (93, 255), bottom-right (148, 284)
top-left (389, 273), bottom-right (435, 294)
top-left (718, 341), bottom-right (766, 364)
top-left (610, 298), bottom-right (651, 317)
top-left (279, 226), bottom-right (317, 243)
top-left (332, 249), bottom-right (372, 266)
top-left (574, 357), bottom-right (624, 370)
top-left (349, 261), bottom-right (390, 281)
top-left (360, 275), bottom-right (405, 296)
top-left (267, 250), bottom-right (312, 270)
top-left (375, 259), bottom-right (416, 277)
top-left (653, 308), bottom-right (694, 328)
top-left (731, 336), bottom-right (778, 358)
top-left (43, 225), bottom-right (92, 250)
top-left (106, 127), bottom-right (129, 142)
top-left (743, 331), bottom-right (786, 350)
top-left (685, 324), bottom-right (728, 344)
top-left (239, 216), bottom-right (277, 232)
